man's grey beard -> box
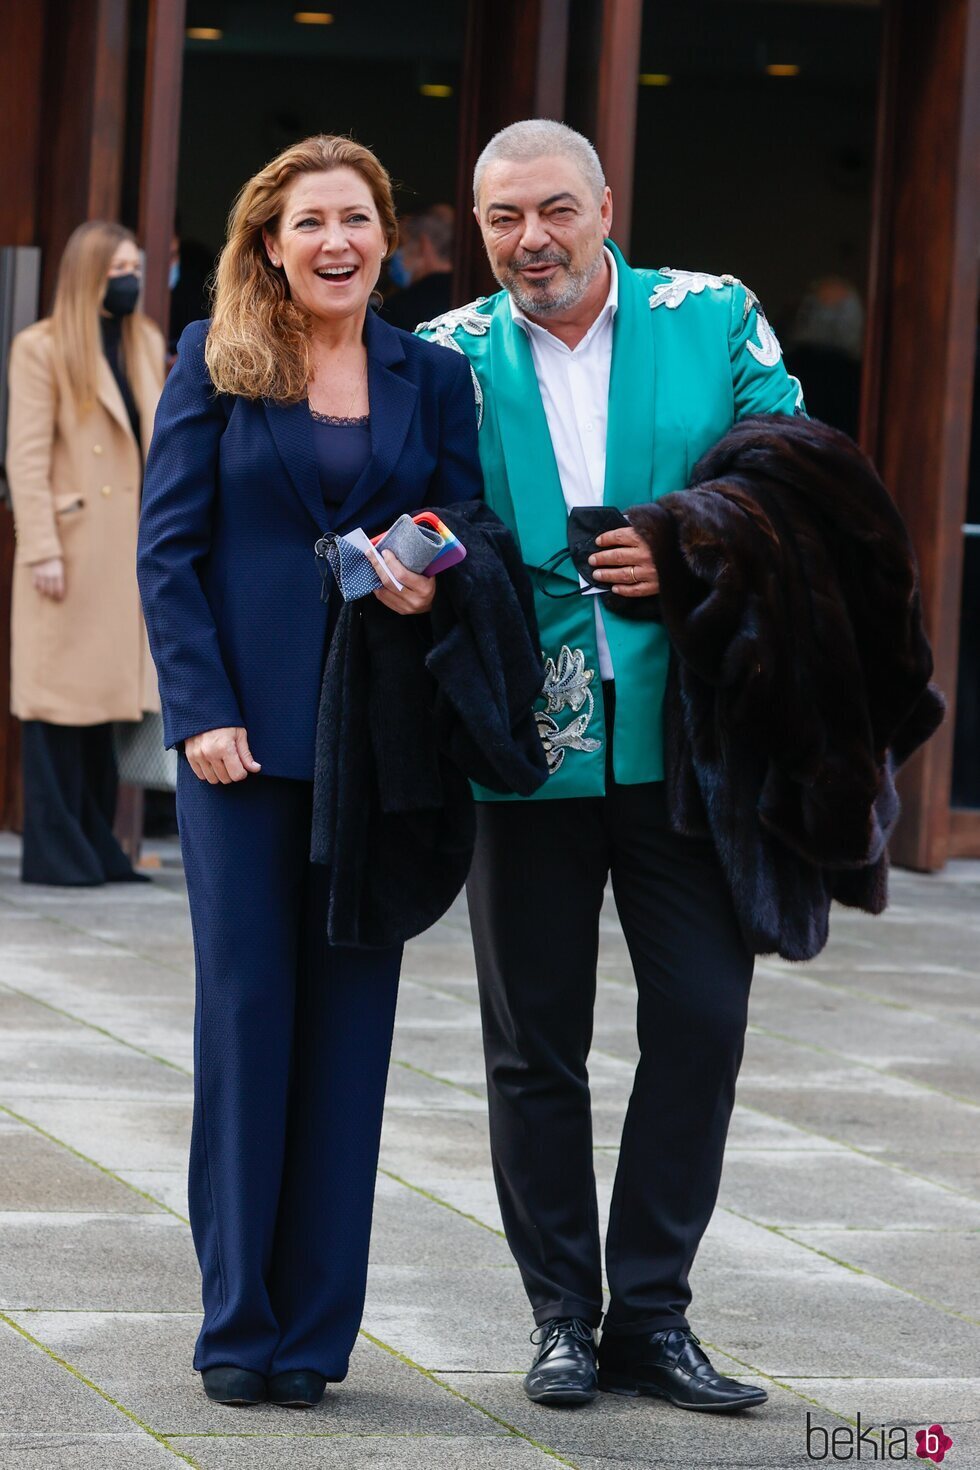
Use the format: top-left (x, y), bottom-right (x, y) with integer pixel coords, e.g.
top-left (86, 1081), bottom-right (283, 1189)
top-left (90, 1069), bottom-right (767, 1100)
top-left (496, 245), bottom-right (604, 318)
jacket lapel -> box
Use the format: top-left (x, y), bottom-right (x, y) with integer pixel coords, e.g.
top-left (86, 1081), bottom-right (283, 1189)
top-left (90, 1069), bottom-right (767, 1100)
top-left (487, 294), bottom-right (572, 580)
top-left (334, 310), bottom-right (417, 531)
top-left (263, 395), bottom-right (324, 530)
top-left (603, 239), bottom-right (657, 508)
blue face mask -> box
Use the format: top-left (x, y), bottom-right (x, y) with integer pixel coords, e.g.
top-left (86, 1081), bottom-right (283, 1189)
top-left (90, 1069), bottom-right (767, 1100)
top-left (168, 259), bottom-right (181, 291)
top-left (387, 249), bottom-right (412, 290)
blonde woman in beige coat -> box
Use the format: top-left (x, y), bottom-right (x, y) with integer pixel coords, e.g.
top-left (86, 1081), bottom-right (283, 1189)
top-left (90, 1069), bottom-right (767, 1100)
top-left (6, 221), bottom-right (165, 884)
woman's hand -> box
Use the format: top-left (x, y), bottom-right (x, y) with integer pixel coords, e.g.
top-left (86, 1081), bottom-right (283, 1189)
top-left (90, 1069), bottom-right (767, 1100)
top-left (185, 727), bottom-right (261, 784)
top-left (32, 557), bottom-right (65, 601)
top-left (372, 550), bottom-right (436, 615)
top-left (588, 527), bottom-right (659, 597)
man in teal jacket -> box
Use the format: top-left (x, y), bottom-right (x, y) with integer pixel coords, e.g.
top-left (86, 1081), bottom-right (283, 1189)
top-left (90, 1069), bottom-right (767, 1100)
top-left (418, 120), bottom-right (803, 1412)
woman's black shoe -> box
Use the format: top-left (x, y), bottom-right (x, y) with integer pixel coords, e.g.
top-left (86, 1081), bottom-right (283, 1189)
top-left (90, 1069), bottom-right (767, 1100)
top-left (201, 1366), bottom-right (266, 1405)
top-left (267, 1370), bottom-right (327, 1408)
top-left (598, 1328), bottom-right (768, 1412)
top-left (523, 1318), bottom-right (598, 1406)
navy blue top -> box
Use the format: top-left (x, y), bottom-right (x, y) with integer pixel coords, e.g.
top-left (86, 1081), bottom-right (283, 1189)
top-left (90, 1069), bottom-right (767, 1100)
top-left (137, 309), bottom-right (484, 781)
top-left (309, 408), bottom-right (372, 508)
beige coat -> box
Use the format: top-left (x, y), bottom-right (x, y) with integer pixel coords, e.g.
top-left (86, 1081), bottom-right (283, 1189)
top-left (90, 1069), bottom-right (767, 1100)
top-left (6, 316), bottom-right (165, 724)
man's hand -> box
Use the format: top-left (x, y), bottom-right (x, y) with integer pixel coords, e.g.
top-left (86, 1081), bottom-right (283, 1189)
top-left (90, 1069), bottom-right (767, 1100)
top-left (185, 727), bottom-right (261, 784)
top-left (372, 550), bottom-right (437, 615)
top-left (589, 527), bottom-right (659, 597)
top-left (32, 557), bottom-right (65, 601)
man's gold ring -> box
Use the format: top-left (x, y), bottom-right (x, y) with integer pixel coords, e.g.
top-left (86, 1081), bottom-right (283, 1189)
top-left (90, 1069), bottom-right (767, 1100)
top-left (629, 565), bottom-right (638, 584)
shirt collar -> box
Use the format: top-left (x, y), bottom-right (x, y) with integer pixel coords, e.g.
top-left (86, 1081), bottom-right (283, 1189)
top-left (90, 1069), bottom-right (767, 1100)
top-left (509, 247), bottom-right (618, 343)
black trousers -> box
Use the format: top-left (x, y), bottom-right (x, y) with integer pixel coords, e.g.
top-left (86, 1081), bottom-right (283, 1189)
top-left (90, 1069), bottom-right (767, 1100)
top-left (466, 708), bottom-right (753, 1336)
top-left (20, 720), bottom-right (138, 886)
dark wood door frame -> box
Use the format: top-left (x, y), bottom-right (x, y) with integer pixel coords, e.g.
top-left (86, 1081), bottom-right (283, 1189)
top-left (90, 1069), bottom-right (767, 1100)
top-left (453, 0), bottom-right (571, 305)
top-left (861, 0), bottom-right (980, 870)
top-left (139, 0), bottom-right (187, 336)
top-left (595, 0), bottom-right (643, 249)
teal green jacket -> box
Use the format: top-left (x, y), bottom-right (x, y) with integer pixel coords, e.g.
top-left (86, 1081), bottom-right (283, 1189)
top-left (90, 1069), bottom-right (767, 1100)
top-left (417, 242), bottom-right (804, 801)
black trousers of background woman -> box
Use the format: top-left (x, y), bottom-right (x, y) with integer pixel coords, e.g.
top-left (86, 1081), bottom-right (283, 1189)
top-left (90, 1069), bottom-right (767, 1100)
top-left (20, 720), bottom-right (143, 885)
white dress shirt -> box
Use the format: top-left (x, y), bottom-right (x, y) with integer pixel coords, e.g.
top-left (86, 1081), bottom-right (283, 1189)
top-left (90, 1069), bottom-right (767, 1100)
top-left (510, 249), bottom-right (619, 679)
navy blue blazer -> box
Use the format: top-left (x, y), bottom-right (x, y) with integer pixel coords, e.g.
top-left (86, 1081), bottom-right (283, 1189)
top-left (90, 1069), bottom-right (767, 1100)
top-left (137, 309), bottom-right (483, 780)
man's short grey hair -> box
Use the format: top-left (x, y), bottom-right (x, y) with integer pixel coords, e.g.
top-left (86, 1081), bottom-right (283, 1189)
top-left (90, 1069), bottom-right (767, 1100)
top-left (473, 120), bottom-right (606, 207)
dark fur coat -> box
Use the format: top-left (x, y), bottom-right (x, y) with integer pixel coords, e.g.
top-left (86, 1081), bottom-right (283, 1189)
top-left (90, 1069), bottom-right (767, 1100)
top-left (625, 415), bottom-right (945, 962)
top-left (311, 500), bottom-right (548, 948)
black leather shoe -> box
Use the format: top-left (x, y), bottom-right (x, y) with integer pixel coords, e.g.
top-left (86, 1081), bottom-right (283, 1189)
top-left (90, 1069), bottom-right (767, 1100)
top-left (201, 1366), bottom-right (266, 1405)
top-left (267, 1370), bottom-right (327, 1408)
top-left (524, 1318), bottom-right (598, 1406)
top-left (599, 1328), bottom-right (767, 1412)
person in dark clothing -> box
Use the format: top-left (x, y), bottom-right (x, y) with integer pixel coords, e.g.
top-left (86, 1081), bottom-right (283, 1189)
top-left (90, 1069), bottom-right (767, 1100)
top-left (784, 276), bottom-right (864, 439)
top-left (379, 205), bottom-right (454, 331)
top-left (6, 221), bottom-right (165, 885)
top-left (167, 221), bottom-right (215, 355)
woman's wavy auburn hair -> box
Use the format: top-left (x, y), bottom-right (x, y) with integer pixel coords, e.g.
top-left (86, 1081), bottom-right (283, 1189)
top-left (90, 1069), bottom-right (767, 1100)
top-left (205, 135), bottom-right (398, 402)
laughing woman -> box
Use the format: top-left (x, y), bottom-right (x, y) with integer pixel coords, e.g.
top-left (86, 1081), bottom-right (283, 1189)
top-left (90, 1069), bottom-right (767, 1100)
top-left (137, 136), bottom-right (482, 1407)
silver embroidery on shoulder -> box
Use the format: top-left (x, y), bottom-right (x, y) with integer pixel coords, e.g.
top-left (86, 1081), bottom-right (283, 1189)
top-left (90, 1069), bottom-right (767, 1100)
top-left (417, 300), bottom-right (490, 430)
top-left (534, 645), bottom-right (602, 774)
top-left (746, 312), bottom-right (784, 368)
top-left (648, 268), bottom-right (762, 323)
top-left (649, 268), bottom-right (735, 310)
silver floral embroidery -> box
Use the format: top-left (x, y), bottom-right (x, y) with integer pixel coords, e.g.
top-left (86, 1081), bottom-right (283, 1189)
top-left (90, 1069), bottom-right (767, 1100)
top-left (535, 645), bottom-right (602, 774)
top-left (746, 312), bottom-right (784, 368)
top-left (416, 300), bottom-right (490, 429)
top-left (649, 268), bottom-right (751, 312)
top-left (650, 269), bottom-right (788, 372)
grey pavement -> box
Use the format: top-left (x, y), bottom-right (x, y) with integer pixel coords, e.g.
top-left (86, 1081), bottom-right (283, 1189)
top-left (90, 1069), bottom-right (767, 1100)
top-left (0, 829), bottom-right (977, 1469)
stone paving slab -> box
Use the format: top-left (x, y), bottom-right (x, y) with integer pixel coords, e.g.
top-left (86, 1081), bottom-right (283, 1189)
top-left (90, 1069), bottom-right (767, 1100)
top-left (369, 1173), bottom-right (515, 1269)
top-left (9, 1315), bottom-right (509, 1441)
top-left (434, 1374), bottom-right (795, 1469)
top-left (715, 1147), bottom-right (980, 1230)
top-left (778, 1228), bottom-right (980, 1317)
top-left (0, 1319), bottom-right (131, 1435)
top-left (0, 1435), bottom-right (179, 1468)
top-left (882, 1145), bottom-right (980, 1196)
top-left (0, 1118), bottom-right (163, 1214)
top-left (758, 958), bottom-right (980, 1026)
top-left (0, 1038), bottom-right (190, 1101)
top-left (750, 970), bottom-right (980, 1096)
top-left (0, 1214), bottom-right (200, 1311)
top-left (776, 1378), bottom-right (980, 1460)
top-left (684, 1210), bottom-right (979, 1378)
top-left (166, 1434), bottom-right (548, 1470)
top-left (116, 1171), bottom-right (189, 1220)
top-left (1, 837), bottom-right (978, 1470)
top-left (363, 1266), bottom-right (531, 1372)
top-left (733, 1079), bottom-right (980, 1190)
top-left (0, 987), bottom-right (98, 1040)
top-left (11, 1098), bottom-right (193, 1174)
top-left (379, 1109), bottom-right (495, 1179)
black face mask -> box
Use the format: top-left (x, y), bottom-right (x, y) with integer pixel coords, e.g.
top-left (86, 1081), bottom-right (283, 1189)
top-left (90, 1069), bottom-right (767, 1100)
top-left (536, 505), bottom-right (632, 598)
top-left (103, 273), bottom-right (141, 318)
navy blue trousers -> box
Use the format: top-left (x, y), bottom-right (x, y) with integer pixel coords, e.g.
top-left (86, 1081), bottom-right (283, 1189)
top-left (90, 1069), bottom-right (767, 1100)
top-left (176, 763), bottom-right (402, 1376)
